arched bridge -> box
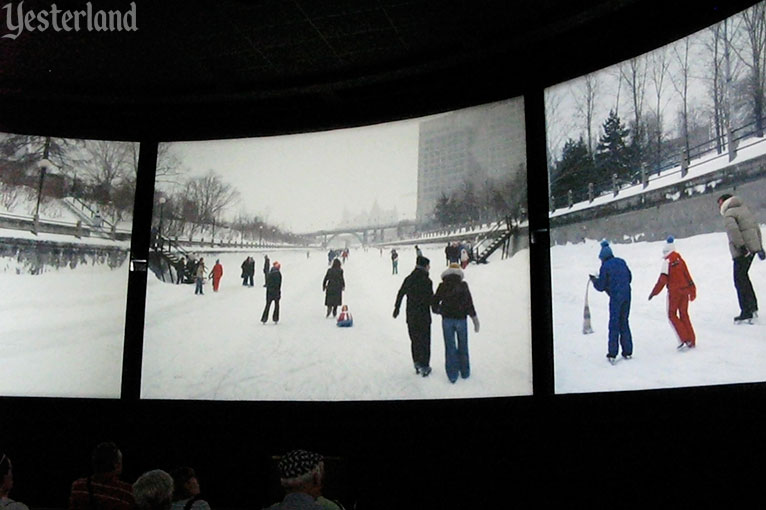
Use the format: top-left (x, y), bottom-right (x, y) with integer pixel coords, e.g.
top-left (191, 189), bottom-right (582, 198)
top-left (299, 220), bottom-right (417, 247)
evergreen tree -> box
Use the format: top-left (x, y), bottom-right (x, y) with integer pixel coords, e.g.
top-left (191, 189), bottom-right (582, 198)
top-left (550, 137), bottom-right (594, 204)
top-left (432, 193), bottom-right (452, 226)
top-left (595, 110), bottom-right (634, 191)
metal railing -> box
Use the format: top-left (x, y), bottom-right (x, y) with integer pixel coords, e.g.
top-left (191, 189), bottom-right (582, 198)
top-left (550, 116), bottom-right (766, 212)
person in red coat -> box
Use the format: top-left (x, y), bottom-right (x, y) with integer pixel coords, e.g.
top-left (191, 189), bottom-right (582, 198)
top-left (648, 236), bottom-right (697, 349)
top-left (209, 259), bottom-right (224, 292)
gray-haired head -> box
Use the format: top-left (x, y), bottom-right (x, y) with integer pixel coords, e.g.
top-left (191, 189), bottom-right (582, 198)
top-left (133, 469), bottom-right (174, 510)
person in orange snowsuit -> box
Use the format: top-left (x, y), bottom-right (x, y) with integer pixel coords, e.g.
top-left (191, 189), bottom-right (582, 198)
top-left (648, 237), bottom-right (697, 349)
top-left (209, 259), bottom-right (224, 292)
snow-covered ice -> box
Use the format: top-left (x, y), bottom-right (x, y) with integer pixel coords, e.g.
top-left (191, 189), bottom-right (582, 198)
top-left (552, 232), bottom-right (766, 394)
top-left (141, 243), bottom-right (533, 401)
top-left (0, 262), bottom-right (128, 398)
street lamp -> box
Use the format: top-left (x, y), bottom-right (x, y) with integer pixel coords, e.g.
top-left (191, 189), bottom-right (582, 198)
top-left (259, 225), bottom-right (263, 246)
top-left (158, 196), bottom-right (166, 251)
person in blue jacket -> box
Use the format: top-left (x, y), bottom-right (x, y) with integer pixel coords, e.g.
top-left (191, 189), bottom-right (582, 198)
top-left (589, 240), bottom-right (633, 364)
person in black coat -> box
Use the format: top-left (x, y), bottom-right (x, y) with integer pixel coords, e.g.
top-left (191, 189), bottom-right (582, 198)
top-left (394, 255), bottom-right (434, 376)
top-left (432, 263), bottom-right (479, 383)
top-left (241, 256), bottom-right (251, 286)
top-left (261, 261), bottom-right (282, 324)
top-left (322, 258), bottom-right (345, 317)
top-left (263, 254), bottom-right (270, 287)
top-left (175, 256), bottom-right (186, 284)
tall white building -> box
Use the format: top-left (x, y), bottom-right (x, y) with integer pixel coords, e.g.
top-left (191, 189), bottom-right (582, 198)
top-left (416, 98), bottom-right (526, 223)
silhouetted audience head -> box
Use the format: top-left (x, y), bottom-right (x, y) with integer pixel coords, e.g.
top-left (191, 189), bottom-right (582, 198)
top-left (0, 452), bottom-right (29, 510)
top-left (134, 469), bottom-right (174, 510)
top-left (170, 466), bottom-right (200, 501)
top-left (0, 452), bottom-right (12, 496)
top-left (92, 441), bottom-right (123, 475)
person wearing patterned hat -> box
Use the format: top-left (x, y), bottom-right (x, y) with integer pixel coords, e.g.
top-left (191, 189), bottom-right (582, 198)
top-left (265, 450), bottom-right (340, 510)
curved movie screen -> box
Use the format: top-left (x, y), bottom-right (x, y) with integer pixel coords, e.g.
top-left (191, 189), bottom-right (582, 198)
top-left (141, 97), bottom-right (532, 401)
top-left (546, 2), bottom-right (766, 394)
top-left (0, 133), bottom-right (136, 398)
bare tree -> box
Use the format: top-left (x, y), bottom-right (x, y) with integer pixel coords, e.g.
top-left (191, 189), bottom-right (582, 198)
top-left (544, 88), bottom-right (570, 199)
top-left (704, 21), bottom-right (732, 154)
top-left (670, 37), bottom-right (694, 157)
top-left (573, 73), bottom-right (600, 154)
top-left (544, 88), bottom-right (567, 165)
top-left (185, 170), bottom-right (240, 228)
top-left (733, 2), bottom-right (766, 137)
top-left (127, 142), bottom-right (183, 188)
top-left (620, 56), bottom-right (648, 155)
top-left (648, 47), bottom-right (671, 170)
top-left (81, 140), bottom-right (133, 195)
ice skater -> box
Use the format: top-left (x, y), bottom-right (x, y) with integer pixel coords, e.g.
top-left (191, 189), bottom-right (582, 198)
top-left (194, 257), bottom-right (207, 295)
top-left (263, 254), bottom-right (270, 287)
top-left (391, 249), bottom-right (399, 275)
top-left (209, 259), bottom-right (224, 292)
top-left (261, 261), bottom-right (282, 324)
top-left (241, 256), bottom-right (255, 286)
top-left (322, 258), bottom-right (345, 318)
top-left (175, 256), bottom-right (186, 284)
top-left (648, 236), bottom-right (697, 349)
top-left (589, 240), bottom-right (633, 364)
top-left (717, 194), bottom-right (765, 323)
top-left (432, 262), bottom-right (479, 383)
top-left (394, 255), bottom-right (434, 377)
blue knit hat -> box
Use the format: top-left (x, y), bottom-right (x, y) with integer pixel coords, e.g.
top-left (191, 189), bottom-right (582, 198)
top-left (662, 236), bottom-right (676, 255)
top-left (598, 240), bottom-right (613, 260)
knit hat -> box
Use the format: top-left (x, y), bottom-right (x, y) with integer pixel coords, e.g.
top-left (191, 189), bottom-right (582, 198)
top-left (717, 193), bottom-right (733, 204)
top-left (278, 450), bottom-right (323, 479)
top-left (598, 240), bottom-right (613, 260)
top-left (662, 236), bottom-right (676, 255)
top-left (416, 255), bottom-right (430, 267)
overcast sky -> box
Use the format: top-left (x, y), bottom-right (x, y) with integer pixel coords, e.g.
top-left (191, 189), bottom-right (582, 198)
top-left (165, 116), bottom-right (436, 233)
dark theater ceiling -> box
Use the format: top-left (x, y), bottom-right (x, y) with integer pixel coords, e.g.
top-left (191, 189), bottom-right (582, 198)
top-left (0, 0), bottom-right (758, 139)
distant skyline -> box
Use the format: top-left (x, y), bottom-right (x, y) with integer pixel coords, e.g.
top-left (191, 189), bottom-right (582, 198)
top-left (165, 116), bottom-right (433, 233)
